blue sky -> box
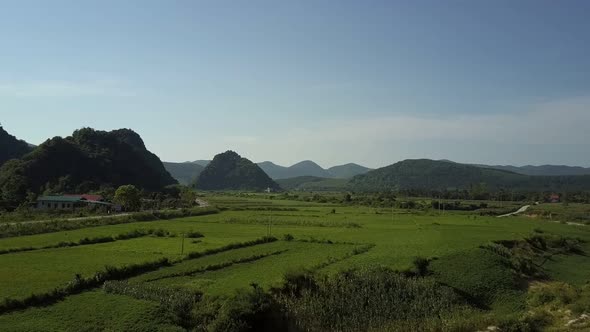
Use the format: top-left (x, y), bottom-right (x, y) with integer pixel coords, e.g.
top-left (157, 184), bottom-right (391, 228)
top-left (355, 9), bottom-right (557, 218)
top-left (1, 0), bottom-right (589, 168)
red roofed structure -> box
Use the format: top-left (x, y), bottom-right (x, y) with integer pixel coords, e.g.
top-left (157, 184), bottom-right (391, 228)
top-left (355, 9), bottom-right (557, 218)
top-left (64, 194), bottom-right (104, 202)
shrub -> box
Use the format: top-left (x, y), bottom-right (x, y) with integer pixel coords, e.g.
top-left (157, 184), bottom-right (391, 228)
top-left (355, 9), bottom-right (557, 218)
top-left (185, 230), bottom-right (204, 238)
top-left (412, 256), bottom-right (431, 277)
top-left (282, 234), bottom-right (294, 241)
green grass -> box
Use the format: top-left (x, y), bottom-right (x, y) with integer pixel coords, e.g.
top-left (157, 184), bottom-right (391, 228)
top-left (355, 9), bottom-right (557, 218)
top-left (0, 196), bottom-right (589, 330)
top-left (141, 241), bottom-right (360, 296)
top-left (0, 291), bottom-right (182, 332)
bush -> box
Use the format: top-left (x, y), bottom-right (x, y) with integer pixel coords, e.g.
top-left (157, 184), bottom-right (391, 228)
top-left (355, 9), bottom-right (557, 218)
top-left (282, 234), bottom-right (294, 241)
top-left (103, 281), bottom-right (201, 329)
top-left (185, 230), bottom-right (204, 238)
top-left (412, 256), bottom-right (431, 277)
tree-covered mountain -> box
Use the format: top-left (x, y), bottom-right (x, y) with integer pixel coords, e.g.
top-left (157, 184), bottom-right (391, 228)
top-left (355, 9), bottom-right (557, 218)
top-left (349, 159), bottom-right (590, 192)
top-left (0, 126), bottom-right (33, 167)
top-left (163, 162), bottom-right (204, 185)
top-left (327, 163), bottom-right (372, 178)
top-left (257, 160), bottom-right (370, 179)
top-left (476, 164), bottom-right (590, 176)
top-left (0, 128), bottom-right (177, 202)
top-left (195, 151), bottom-right (280, 191)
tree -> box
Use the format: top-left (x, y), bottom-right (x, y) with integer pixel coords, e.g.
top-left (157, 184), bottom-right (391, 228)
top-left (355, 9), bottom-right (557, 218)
top-left (114, 185), bottom-right (141, 211)
top-left (179, 187), bottom-right (197, 207)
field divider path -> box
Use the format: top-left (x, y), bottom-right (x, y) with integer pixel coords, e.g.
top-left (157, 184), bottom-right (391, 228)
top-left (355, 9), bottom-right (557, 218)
top-left (497, 205), bottom-right (530, 218)
top-left (0, 236), bottom-right (277, 314)
top-left (144, 250), bottom-right (288, 282)
top-left (0, 229), bottom-right (173, 256)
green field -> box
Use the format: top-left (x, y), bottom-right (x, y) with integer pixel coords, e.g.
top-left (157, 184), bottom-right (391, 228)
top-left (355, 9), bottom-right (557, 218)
top-left (1, 194), bottom-right (589, 331)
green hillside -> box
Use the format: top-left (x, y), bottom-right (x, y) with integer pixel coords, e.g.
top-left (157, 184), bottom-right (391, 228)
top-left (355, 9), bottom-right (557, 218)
top-left (0, 128), bottom-right (177, 202)
top-left (0, 126), bottom-right (33, 167)
top-left (195, 151), bottom-right (280, 191)
top-left (350, 159), bottom-right (590, 192)
top-left (327, 163), bottom-right (371, 178)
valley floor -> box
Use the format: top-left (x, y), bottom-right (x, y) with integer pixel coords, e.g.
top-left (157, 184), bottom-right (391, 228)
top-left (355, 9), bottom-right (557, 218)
top-left (0, 195), bottom-right (589, 331)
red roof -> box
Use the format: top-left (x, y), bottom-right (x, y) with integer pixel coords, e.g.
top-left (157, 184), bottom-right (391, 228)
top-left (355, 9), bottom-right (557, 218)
top-left (64, 194), bottom-right (104, 201)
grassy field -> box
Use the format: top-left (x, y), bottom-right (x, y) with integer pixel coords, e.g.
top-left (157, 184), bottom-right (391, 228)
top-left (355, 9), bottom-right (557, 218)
top-left (0, 194), bottom-right (589, 331)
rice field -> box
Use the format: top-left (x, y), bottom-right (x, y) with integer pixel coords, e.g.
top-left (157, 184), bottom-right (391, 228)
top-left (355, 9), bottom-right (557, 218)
top-left (1, 194), bottom-right (589, 331)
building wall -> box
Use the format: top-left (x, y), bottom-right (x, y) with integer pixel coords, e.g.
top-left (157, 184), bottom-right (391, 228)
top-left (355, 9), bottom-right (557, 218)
top-left (37, 201), bottom-right (75, 209)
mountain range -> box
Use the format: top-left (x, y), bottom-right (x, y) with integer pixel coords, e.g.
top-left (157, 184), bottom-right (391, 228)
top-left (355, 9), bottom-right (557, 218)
top-left (166, 159), bottom-right (372, 181)
top-left (349, 159), bottom-right (590, 192)
top-left (477, 164), bottom-right (590, 176)
top-left (3, 125), bottom-right (590, 196)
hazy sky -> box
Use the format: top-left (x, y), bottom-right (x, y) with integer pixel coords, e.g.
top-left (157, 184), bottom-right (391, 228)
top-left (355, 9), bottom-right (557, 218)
top-left (2, 0), bottom-right (590, 168)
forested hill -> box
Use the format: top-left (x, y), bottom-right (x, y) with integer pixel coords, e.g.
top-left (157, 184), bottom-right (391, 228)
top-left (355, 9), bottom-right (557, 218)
top-left (195, 151), bottom-right (281, 191)
top-left (476, 164), bottom-right (590, 176)
top-left (0, 126), bottom-right (33, 167)
top-left (0, 128), bottom-right (177, 202)
top-left (349, 159), bottom-right (590, 192)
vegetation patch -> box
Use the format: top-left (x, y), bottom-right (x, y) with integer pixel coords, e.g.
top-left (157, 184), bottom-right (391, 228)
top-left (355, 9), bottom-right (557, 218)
top-left (185, 236), bottom-right (278, 260)
top-left (0, 258), bottom-right (171, 314)
top-left (103, 281), bottom-right (202, 329)
top-left (0, 207), bottom-right (218, 238)
top-left (145, 250), bottom-right (287, 282)
top-left (272, 267), bottom-right (469, 332)
top-left (0, 228), bottom-right (180, 255)
top-left (222, 217), bottom-right (361, 228)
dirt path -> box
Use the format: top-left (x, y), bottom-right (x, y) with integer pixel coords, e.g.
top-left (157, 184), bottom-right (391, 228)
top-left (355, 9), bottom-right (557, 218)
top-left (4, 199), bottom-right (211, 226)
top-left (3, 213), bottom-right (132, 226)
top-left (497, 205), bottom-right (530, 218)
top-left (195, 198), bottom-right (210, 207)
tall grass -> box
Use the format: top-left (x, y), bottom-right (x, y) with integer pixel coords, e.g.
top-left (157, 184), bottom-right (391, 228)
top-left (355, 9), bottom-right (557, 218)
top-left (273, 267), bottom-right (467, 332)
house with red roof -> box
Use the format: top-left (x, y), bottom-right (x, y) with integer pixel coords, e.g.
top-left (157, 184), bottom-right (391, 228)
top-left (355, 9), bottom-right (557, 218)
top-left (36, 194), bottom-right (111, 210)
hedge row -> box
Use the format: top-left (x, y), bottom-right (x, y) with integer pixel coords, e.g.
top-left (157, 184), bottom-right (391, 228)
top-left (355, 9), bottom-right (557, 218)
top-left (0, 207), bottom-right (219, 238)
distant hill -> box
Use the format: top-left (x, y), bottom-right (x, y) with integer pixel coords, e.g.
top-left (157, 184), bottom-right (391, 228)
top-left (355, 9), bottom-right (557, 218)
top-left (0, 128), bottom-right (177, 202)
top-left (287, 160), bottom-right (331, 178)
top-left (476, 164), bottom-right (590, 176)
top-left (327, 163), bottom-right (372, 178)
top-left (0, 126), bottom-right (33, 167)
top-left (349, 159), bottom-right (590, 192)
top-left (276, 176), bottom-right (349, 191)
top-left (257, 161), bottom-right (291, 179)
top-left (193, 160), bottom-right (211, 167)
top-left (257, 160), bottom-right (370, 179)
top-left (163, 162), bottom-right (204, 185)
top-left (195, 151), bottom-right (280, 191)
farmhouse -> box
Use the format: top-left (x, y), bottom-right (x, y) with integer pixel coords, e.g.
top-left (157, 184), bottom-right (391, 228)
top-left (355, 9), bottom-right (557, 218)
top-left (36, 194), bottom-right (112, 210)
top-left (549, 194), bottom-right (560, 203)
